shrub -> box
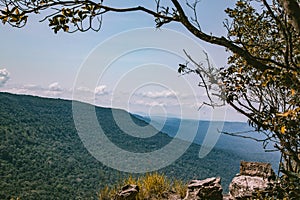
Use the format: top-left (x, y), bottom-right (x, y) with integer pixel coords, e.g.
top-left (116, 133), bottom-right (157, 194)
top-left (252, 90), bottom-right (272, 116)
top-left (98, 173), bottom-right (187, 200)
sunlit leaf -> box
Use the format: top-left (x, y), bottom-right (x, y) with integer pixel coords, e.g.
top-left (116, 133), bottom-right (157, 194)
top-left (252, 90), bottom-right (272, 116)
top-left (276, 111), bottom-right (291, 117)
top-left (63, 25), bottom-right (69, 32)
top-left (291, 89), bottom-right (296, 96)
top-left (280, 126), bottom-right (286, 134)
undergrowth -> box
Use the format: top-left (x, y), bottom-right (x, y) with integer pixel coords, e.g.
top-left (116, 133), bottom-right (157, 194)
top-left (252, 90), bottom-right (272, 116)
top-left (98, 172), bottom-right (187, 200)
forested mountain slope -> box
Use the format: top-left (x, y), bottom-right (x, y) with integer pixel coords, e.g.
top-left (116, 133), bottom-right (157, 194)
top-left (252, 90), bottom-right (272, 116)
top-left (0, 92), bottom-right (251, 199)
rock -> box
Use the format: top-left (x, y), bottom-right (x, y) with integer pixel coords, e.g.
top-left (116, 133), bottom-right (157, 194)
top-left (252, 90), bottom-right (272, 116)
top-left (184, 177), bottom-right (223, 200)
top-left (229, 176), bottom-right (269, 199)
top-left (115, 184), bottom-right (139, 200)
top-left (239, 161), bottom-right (275, 179)
top-left (229, 161), bottom-right (275, 200)
top-left (223, 194), bottom-right (232, 200)
top-left (161, 190), bottom-right (182, 200)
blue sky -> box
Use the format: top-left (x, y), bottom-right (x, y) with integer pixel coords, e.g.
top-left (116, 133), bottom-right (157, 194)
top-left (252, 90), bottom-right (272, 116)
top-left (0, 0), bottom-right (245, 121)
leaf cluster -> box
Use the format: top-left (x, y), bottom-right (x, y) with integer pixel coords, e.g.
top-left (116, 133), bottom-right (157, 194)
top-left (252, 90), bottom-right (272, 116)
top-left (0, 6), bottom-right (27, 27)
top-left (0, 0), bottom-right (180, 33)
top-left (220, 0), bottom-right (300, 197)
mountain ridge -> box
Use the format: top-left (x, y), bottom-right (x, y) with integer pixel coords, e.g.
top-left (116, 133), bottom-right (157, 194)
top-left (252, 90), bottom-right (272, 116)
top-left (0, 92), bottom-right (276, 199)
top-left (135, 114), bottom-right (280, 170)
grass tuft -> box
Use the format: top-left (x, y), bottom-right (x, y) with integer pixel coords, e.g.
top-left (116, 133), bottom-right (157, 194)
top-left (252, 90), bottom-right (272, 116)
top-left (98, 172), bottom-right (187, 200)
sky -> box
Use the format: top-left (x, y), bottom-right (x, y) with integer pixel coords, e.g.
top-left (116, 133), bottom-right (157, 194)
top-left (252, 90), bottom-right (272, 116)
top-left (0, 0), bottom-right (245, 121)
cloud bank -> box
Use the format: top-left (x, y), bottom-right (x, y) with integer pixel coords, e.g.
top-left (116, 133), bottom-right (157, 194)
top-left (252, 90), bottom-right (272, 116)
top-left (140, 90), bottom-right (177, 99)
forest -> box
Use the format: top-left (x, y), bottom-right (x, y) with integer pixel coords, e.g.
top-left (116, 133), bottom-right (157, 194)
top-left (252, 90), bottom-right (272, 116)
top-left (0, 92), bottom-right (244, 199)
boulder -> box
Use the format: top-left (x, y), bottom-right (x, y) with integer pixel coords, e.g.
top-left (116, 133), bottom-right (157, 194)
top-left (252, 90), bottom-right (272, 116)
top-left (184, 177), bottom-right (223, 200)
top-left (229, 161), bottom-right (275, 200)
top-left (229, 175), bottom-right (269, 199)
top-left (239, 161), bottom-right (275, 179)
top-left (115, 184), bottom-right (139, 200)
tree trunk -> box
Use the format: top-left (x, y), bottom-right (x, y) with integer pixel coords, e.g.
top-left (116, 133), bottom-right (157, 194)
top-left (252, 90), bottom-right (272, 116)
top-left (278, 0), bottom-right (300, 34)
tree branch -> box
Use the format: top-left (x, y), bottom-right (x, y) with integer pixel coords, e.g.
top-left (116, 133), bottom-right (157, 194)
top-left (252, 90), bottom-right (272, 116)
top-left (170, 0), bottom-right (278, 72)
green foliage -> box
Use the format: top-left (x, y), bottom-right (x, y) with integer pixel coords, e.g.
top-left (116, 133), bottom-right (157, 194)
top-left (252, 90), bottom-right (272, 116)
top-left (0, 92), bottom-right (245, 199)
top-left (47, 4), bottom-right (103, 33)
top-left (0, 6), bottom-right (27, 27)
top-left (247, 173), bottom-right (300, 199)
top-left (0, 93), bottom-right (116, 199)
top-left (0, 1), bottom-right (177, 33)
top-left (220, 0), bottom-right (300, 198)
top-left (1, 1), bottom-right (297, 197)
top-left (0, 1), bottom-right (103, 32)
top-left (176, 1), bottom-right (299, 198)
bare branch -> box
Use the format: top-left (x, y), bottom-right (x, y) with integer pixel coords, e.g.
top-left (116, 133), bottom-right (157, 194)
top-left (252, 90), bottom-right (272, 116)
top-left (186, 0), bottom-right (201, 30)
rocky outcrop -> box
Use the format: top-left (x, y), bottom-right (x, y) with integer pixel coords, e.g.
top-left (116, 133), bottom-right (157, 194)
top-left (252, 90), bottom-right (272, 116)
top-left (114, 184), bottom-right (139, 200)
top-left (239, 161), bottom-right (275, 178)
top-left (113, 161), bottom-right (276, 200)
top-left (184, 177), bottom-right (223, 200)
top-left (229, 161), bottom-right (275, 200)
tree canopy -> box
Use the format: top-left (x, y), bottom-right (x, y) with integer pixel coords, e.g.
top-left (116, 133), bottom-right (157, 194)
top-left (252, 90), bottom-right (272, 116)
top-left (1, 0), bottom-right (299, 198)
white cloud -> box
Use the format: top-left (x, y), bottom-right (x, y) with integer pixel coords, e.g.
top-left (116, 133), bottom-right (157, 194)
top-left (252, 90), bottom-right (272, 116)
top-left (23, 84), bottom-right (43, 91)
top-left (4, 87), bottom-right (29, 94)
top-left (8, 83), bottom-right (64, 94)
top-left (48, 82), bottom-right (62, 91)
top-left (76, 86), bottom-right (91, 92)
top-left (0, 68), bottom-right (10, 87)
top-left (95, 85), bottom-right (107, 95)
top-left (132, 100), bottom-right (166, 107)
top-left (75, 85), bottom-right (108, 96)
top-left (140, 90), bottom-right (177, 99)
top-left (3, 81), bottom-right (69, 97)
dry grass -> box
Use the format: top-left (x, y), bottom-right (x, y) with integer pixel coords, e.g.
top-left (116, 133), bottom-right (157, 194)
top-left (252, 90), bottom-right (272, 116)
top-left (98, 173), bottom-right (187, 200)
top-left (171, 179), bottom-right (187, 199)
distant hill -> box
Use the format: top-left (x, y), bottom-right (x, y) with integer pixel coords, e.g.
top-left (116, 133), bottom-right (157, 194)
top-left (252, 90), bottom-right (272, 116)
top-left (0, 92), bottom-right (275, 199)
top-left (136, 115), bottom-right (280, 171)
